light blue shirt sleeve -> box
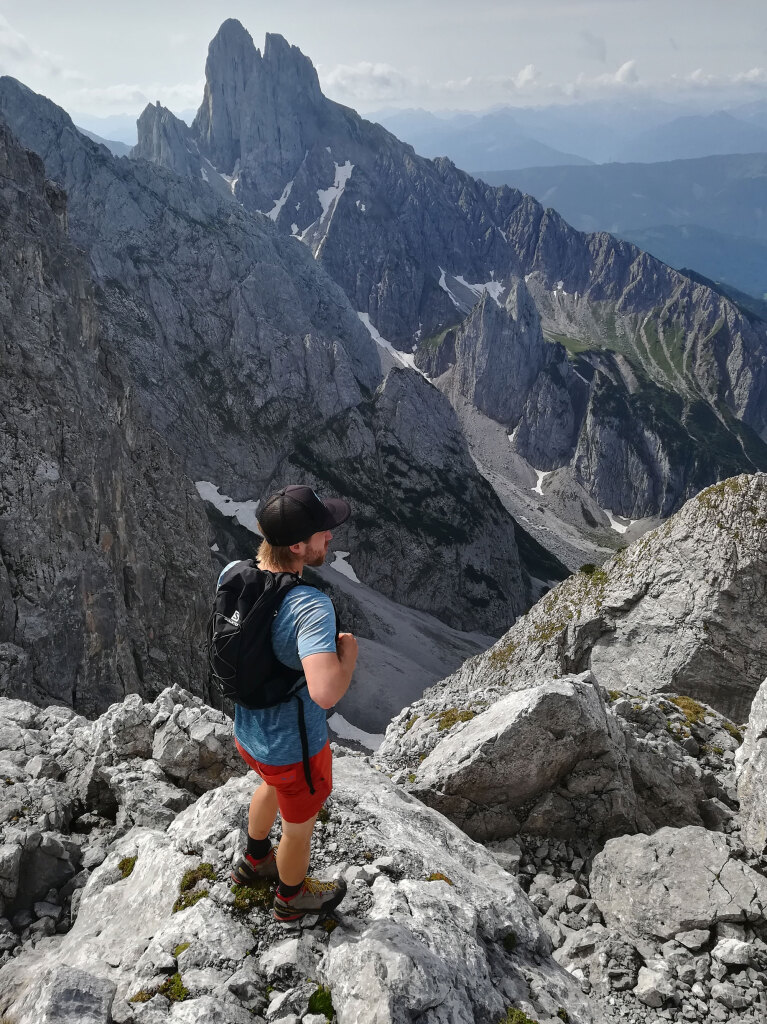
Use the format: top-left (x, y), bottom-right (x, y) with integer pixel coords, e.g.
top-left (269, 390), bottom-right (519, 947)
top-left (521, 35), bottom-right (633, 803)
top-left (272, 587), bottom-right (337, 670)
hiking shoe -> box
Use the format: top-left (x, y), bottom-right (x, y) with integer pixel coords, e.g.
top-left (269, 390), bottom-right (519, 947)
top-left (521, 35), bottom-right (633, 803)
top-left (273, 877), bottom-right (347, 924)
top-left (231, 848), bottom-right (279, 885)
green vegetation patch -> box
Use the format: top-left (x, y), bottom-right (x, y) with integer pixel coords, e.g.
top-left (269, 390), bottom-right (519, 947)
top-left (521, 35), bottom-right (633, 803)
top-left (607, 690), bottom-right (621, 702)
top-left (557, 1010), bottom-right (570, 1022)
top-left (404, 715), bottom-right (419, 732)
top-left (318, 805), bottom-right (331, 824)
top-left (435, 708), bottom-right (476, 731)
top-left (231, 880), bottom-right (273, 914)
top-left (579, 564), bottom-right (609, 585)
top-left (722, 721), bottom-right (743, 745)
top-left (488, 638), bottom-right (518, 668)
top-left (130, 973), bottom-right (189, 1004)
top-left (173, 942), bottom-right (190, 957)
top-left (179, 863), bottom-right (216, 892)
top-left (427, 872), bottom-right (454, 886)
top-left (669, 695), bottom-right (706, 725)
top-left (307, 983), bottom-right (334, 1020)
top-left (172, 862), bottom-right (216, 914)
top-left (498, 1009), bottom-right (539, 1024)
top-left (173, 890), bottom-right (209, 914)
top-left (502, 931), bottom-right (517, 952)
top-left (118, 856), bottom-right (137, 879)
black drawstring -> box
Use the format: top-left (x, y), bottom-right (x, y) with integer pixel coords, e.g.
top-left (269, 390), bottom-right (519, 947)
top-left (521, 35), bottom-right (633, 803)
top-left (295, 694), bottom-right (315, 795)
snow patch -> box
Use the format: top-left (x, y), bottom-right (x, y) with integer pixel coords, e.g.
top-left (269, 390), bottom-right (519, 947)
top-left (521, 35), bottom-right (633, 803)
top-left (291, 223), bottom-right (299, 235)
top-left (330, 551), bottom-right (360, 583)
top-left (357, 312), bottom-right (428, 377)
top-left (200, 166), bottom-right (209, 182)
top-left (602, 509), bottom-right (636, 535)
top-left (195, 481), bottom-right (261, 536)
top-left (439, 268), bottom-right (505, 309)
top-left (356, 200), bottom-right (367, 212)
top-left (455, 274), bottom-right (505, 307)
top-left (267, 180), bottom-right (293, 221)
top-left (531, 469), bottom-right (551, 496)
top-left (327, 713), bottom-right (383, 752)
top-left (317, 161), bottom-right (354, 220)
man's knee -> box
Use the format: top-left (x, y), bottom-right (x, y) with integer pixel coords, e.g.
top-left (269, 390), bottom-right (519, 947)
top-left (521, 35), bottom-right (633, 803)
top-left (280, 814), bottom-right (318, 842)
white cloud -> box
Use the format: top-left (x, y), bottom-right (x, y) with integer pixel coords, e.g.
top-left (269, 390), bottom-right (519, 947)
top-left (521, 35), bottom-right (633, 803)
top-left (65, 80), bottom-right (203, 114)
top-left (320, 61), bottom-right (413, 102)
top-left (0, 14), bottom-right (84, 84)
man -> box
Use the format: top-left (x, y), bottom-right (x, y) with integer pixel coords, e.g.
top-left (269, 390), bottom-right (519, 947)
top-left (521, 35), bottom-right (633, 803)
top-left (225, 485), bottom-right (358, 924)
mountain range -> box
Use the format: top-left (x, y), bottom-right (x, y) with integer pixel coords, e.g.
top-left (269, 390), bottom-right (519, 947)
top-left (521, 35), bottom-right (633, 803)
top-left (477, 153), bottom-right (767, 300)
top-left (2, 19), bottom-right (767, 716)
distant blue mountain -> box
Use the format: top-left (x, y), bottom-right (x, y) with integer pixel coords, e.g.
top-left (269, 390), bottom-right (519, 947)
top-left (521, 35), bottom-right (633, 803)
top-left (616, 112), bottom-right (767, 163)
top-left (476, 154), bottom-right (767, 298)
top-left (374, 108), bottom-right (593, 171)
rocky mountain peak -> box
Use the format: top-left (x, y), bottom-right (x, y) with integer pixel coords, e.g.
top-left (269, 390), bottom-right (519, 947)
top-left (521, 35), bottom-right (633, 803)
top-left (262, 31), bottom-right (322, 99)
top-left (192, 18), bottom-right (261, 174)
top-left (133, 102), bottom-right (197, 178)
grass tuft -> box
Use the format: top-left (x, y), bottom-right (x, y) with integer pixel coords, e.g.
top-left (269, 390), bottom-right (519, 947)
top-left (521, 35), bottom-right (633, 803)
top-left (307, 984), bottom-right (334, 1020)
top-left (230, 880), bottom-right (273, 914)
top-left (669, 695), bottom-right (706, 724)
top-left (118, 856), bottom-right (137, 879)
top-left (436, 708), bottom-right (475, 731)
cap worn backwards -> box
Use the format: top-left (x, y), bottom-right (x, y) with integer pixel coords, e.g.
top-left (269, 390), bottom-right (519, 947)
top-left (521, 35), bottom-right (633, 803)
top-left (258, 485), bottom-right (351, 546)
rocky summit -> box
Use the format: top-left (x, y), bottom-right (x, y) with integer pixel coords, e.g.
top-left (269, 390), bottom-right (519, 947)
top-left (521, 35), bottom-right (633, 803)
top-left (0, 473), bottom-right (764, 1024)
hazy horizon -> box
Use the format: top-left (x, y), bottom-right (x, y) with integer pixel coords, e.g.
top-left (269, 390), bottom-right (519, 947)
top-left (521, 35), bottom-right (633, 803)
top-left (2, 1), bottom-right (767, 127)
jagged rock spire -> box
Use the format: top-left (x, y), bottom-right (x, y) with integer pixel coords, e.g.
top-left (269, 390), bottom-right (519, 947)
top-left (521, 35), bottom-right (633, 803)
top-left (192, 18), bottom-right (261, 174)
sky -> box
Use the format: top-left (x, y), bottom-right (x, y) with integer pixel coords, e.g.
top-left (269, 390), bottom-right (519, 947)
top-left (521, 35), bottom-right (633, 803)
top-left (1, 0), bottom-right (766, 126)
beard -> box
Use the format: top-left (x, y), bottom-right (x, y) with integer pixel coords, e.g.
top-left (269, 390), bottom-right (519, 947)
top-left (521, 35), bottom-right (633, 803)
top-left (304, 538), bottom-right (330, 567)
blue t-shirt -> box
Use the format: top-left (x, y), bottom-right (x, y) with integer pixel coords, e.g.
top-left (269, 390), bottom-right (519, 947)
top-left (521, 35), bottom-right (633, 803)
top-left (217, 565), bottom-right (336, 765)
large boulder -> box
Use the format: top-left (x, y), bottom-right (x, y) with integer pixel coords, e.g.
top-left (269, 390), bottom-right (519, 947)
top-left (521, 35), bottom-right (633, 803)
top-left (410, 675), bottom-right (636, 842)
top-left (382, 473), bottom-right (767, 725)
top-left (590, 826), bottom-right (767, 943)
top-left (735, 676), bottom-right (767, 856)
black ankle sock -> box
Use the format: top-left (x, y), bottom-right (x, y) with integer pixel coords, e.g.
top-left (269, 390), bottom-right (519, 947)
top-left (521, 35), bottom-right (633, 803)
top-left (276, 879), bottom-right (303, 899)
top-left (246, 835), bottom-right (272, 860)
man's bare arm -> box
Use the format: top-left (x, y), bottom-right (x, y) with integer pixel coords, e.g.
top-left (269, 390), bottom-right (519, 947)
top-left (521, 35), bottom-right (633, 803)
top-left (303, 633), bottom-right (359, 710)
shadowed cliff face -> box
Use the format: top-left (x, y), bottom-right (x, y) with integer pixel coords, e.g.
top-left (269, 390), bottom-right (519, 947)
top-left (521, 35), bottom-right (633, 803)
top-left (0, 83), bottom-right (534, 646)
top-left (124, 21), bottom-right (767, 520)
top-left (0, 124), bottom-right (213, 715)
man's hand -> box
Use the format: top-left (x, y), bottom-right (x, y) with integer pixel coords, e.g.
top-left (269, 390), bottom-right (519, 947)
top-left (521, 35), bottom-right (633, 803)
top-left (336, 632), bottom-right (358, 669)
top-left (303, 632), bottom-right (358, 709)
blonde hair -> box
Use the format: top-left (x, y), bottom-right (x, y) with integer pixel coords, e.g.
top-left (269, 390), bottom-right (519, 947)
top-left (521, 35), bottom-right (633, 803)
top-left (257, 537), bottom-right (301, 572)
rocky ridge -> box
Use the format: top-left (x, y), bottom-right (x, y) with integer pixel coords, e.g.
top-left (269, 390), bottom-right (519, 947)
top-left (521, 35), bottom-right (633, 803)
top-left (131, 20), bottom-right (767, 519)
top-left (379, 473), bottom-right (767, 733)
top-left (0, 689), bottom-right (591, 1024)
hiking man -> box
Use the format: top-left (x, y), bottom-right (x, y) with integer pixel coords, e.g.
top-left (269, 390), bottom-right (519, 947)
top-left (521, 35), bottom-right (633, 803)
top-left (225, 485), bottom-right (358, 924)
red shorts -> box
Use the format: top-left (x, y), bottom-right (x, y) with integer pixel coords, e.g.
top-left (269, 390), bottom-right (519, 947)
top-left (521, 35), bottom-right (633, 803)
top-left (235, 739), bottom-right (333, 824)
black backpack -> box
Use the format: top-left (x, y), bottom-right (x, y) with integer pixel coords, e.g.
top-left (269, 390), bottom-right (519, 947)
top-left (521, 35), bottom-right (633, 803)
top-left (205, 560), bottom-right (335, 795)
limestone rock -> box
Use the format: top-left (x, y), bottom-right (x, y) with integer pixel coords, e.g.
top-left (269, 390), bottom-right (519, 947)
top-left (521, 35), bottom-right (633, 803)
top-left (382, 473), bottom-right (767, 724)
top-left (735, 675), bottom-right (767, 856)
top-left (590, 826), bottom-right (767, 942)
top-left (411, 675), bottom-right (636, 841)
top-left (0, 740), bottom-right (592, 1024)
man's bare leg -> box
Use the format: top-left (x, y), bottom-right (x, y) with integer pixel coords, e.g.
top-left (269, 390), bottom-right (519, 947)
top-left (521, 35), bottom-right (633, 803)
top-left (248, 782), bottom-right (279, 840)
top-left (276, 814), bottom-right (318, 886)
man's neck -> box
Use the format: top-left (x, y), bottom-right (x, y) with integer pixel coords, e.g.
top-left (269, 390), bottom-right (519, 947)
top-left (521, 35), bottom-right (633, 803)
top-left (258, 557), bottom-right (304, 577)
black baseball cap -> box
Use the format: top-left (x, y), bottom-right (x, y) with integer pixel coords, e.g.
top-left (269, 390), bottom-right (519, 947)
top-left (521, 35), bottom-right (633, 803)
top-left (258, 485), bottom-right (351, 546)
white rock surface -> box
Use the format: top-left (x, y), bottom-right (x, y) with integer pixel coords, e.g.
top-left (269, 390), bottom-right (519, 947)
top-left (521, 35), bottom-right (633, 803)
top-left (590, 826), bottom-right (767, 942)
top-left (735, 675), bottom-right (767, 856)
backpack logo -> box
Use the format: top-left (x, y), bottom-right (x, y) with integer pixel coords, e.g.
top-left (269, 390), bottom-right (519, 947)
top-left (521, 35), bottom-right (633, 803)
top-left (225, 610), bottom-right (241, 626)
